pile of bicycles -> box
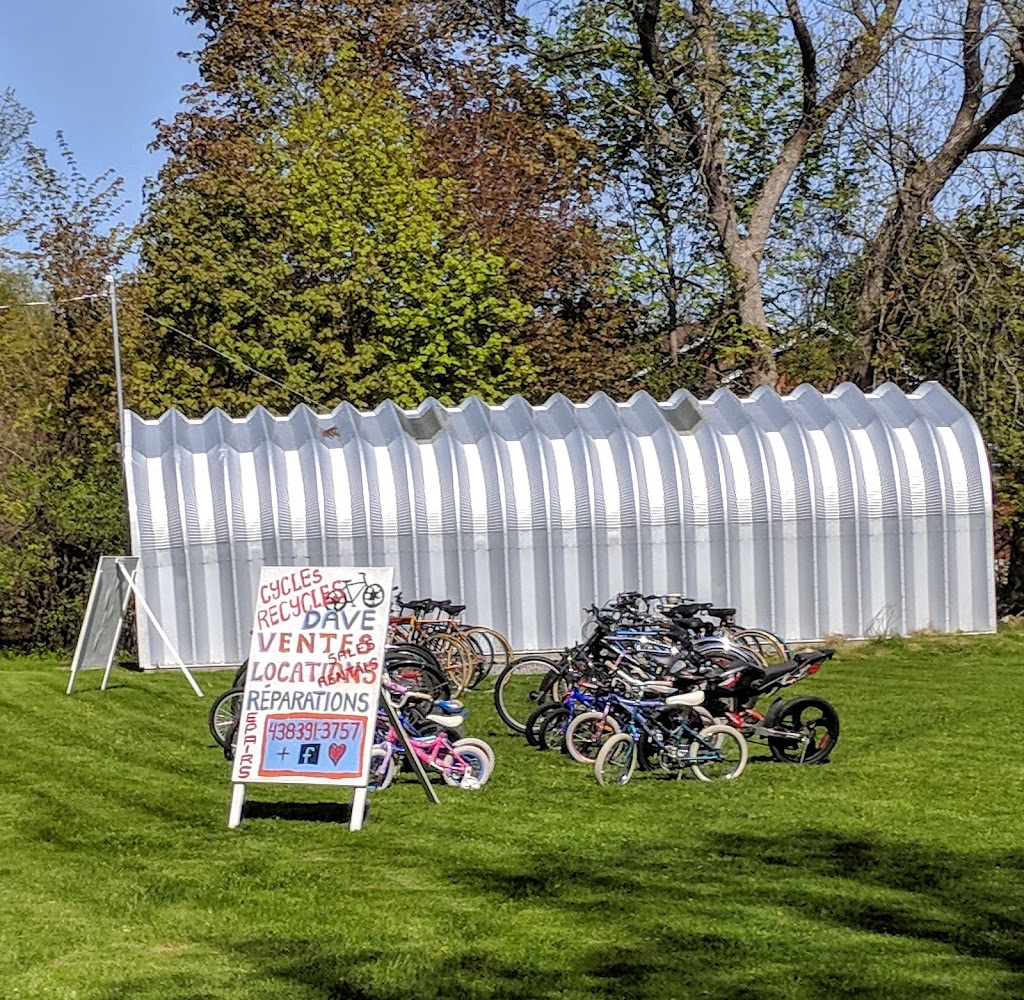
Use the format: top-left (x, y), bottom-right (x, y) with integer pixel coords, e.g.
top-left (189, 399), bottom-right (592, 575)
top-left (491, 592), bottom-right (839, 785)
top-left (386, 594), bottom-right (513, 696)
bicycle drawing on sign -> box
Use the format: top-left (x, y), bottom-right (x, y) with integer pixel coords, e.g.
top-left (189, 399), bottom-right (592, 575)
top-left (326, 571), bottom-right (386, 611)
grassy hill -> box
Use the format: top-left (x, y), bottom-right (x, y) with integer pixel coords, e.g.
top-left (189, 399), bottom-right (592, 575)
top-left (2, 631), bottom-right (1023, 999)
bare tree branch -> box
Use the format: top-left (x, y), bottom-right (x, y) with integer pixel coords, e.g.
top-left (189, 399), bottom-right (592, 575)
top-left (973, 143), bottom-right (1024, 156)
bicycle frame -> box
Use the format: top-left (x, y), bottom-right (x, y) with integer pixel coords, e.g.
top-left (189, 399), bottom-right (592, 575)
top-left (609, 694), bottom-right (726, 769)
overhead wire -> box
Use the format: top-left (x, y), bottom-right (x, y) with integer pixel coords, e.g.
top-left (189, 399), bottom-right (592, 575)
top-left (0, 292), bottom-right (105, 311)
top-left (117, 299), bottom-right (323, 408)
top-left (0, 289), bottom-right (324, 409)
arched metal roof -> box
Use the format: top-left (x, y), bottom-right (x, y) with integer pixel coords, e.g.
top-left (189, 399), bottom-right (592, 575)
top-left (124, 381), bottom-right (995, 668)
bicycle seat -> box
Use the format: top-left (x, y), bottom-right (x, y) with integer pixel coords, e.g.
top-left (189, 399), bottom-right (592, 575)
top-left (707, 607), bottom-right (736, 619)
top-left (794, 648), bottom-right (833, 664)
top-left (665, 690), bottom-right (704, 707)
top-left (425, 713), bottom-right (466, 728)
top-left (666, 604), bottom-right (710, 619)
top-left (399, 599), bottom-right (434, 614)
top-left (641, 682), bottom-right (677, 696)
top-left (755, 662), bottom-right (797, 684)
top-left (440, 602), bottom-right (466, 615)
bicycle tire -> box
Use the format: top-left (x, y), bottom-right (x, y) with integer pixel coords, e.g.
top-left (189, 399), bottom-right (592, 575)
top-left (208, 687), bottom-right (244, 750)
top-left (367, 747), bottom-right (397, 790)
top-left (594, 733), bottom-right (638, 786)
top-left (689, 724), bottom-right (749, 782)
top-left (494, 655), bottom-right (562, 733)
top-left (524, 702), bottom-right (564, 747)
top-left (564, 711), bottom-right (621, 764)
top-left (463, 626), bottom-right (514, 688)
top-left (451, 737), bottom-right (496, 769)
top-left (441, 741), bottom-right (492, 788)
top-left (384, 652), bottom-right (452, 702)
top-left (764, 695), bottom-right (839, 764)
top-left (731, 628), bottom-right (789, 665)
top-left (536, 705), bottom-right (571, 752)
top-left (422, 633), bottom-right (476, 695)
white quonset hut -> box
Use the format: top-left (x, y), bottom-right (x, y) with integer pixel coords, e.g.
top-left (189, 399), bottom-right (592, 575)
top-left (124, 382), bottom-right (995, 669)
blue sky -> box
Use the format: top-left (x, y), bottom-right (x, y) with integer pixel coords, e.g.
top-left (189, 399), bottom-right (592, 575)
top-left (1, 2), bottom-right (199, 226)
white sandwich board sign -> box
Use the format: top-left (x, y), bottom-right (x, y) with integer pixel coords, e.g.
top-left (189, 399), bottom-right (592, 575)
top-left (228, 565), bottom-right (393, 830)
top-left (67, 555), bottom-right (203, 697)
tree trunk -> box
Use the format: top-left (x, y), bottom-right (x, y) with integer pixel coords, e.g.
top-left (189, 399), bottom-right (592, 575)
top-left (851, 210), bottom-right (905, 389)
top-left (732, 247), bottom-right (777, 387)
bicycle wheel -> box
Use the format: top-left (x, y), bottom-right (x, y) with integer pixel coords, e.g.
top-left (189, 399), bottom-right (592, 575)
top-left (423, 633), bottom-right (476, 695)
top-left (594, 733), bottom-right (637, 786)
top-left (362, 583), bottom-right (385, 608)
top-left (463, 626), bottom-right (514, 688)
top-left (689, 724), bottom-right (749, 782)
top-left (452, 737), bottom-right (496, 769)
top-left (384, 650), bottom-right (451, 702)
top-left (731, 628), bottom-right (789, 665)
top-left (564, 711), bottom-right (621, 764)
top-left (524, 702), bottom-right (564, 747)
top-left (441, 741), bottom-right (493, 788)
top-left (637, 706), bottom-right (713, 771)
top-left (232, 660), bottom-right (249, 688)
top-left (494, 655), bottom-right (561, 733)
top-left (765, 696), bottom-right (839, 764)
top-left (367, 747), bottom-right (397, 791)
top-left (208, 687), bottom-right (244, 749)
top-left (536, 705), bottom-right (571, 752)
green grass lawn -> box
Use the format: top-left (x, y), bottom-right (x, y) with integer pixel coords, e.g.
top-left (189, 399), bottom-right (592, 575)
top-left (2, 631), bottom-right (1024, 1000)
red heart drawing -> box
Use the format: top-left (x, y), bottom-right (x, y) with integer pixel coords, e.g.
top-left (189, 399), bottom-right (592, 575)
top-left (328, 743), bottom-right (344, 765)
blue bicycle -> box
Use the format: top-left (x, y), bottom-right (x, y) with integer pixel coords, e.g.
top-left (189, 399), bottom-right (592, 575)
top-left (593, 688), bottom-right (748, 786)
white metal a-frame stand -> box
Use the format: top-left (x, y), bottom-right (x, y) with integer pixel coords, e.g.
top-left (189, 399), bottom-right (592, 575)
top-left (67, 555), bottom-right (204, 697)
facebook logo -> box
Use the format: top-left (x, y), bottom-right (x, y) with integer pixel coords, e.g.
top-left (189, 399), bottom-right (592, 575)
top-left (297, 743), bottom-right (321, 765)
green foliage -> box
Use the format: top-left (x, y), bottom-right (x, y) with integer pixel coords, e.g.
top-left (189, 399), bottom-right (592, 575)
top-left (884, 212), bottom-right (1024, 609)
top-left (0, 271), bottom-right (125, 649)
top-left (133, 63), bottom-right (534, 414)
top-left (529, 0), bottom-right (862, 338)
top-left (821, 206), bottom-right (1024, 608)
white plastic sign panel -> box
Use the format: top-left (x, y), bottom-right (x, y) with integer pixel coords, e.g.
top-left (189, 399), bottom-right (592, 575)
top-left (231, 566), bottom-right (393, 788)
top-left (67, 556), bottom-right (138, 693)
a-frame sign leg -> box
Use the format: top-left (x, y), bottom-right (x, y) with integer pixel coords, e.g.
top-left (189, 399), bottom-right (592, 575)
top-left (68, 555), bottom-right (138, 695)
top-left (116, 562), bottom-right (204, 697)
top-left (349, 787), bottom-right (369, 831)
top-left (346, 694), bottom-right (439, 831)
top-left (100, 581), bottom-right (135, 691)
top-left (228, 783), bottom-right (247, 828)
top-left (381, 692), bottom-right (441, 806)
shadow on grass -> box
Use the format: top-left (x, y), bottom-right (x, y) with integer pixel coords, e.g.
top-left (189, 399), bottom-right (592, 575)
top-left (243, 799), bottom-right (362, 824)
top-left (95, 830), bottom-right (1024, 1000)
top-left (713, 830), bottom-right (1024, 972)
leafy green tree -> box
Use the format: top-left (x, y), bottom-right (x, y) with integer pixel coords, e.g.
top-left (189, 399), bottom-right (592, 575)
top-left (165, 1), bottom-right (643, 404)
top-left (132, 63), bottom-right (534, 413)
top-left (520, 0), bottom-right (894, 387)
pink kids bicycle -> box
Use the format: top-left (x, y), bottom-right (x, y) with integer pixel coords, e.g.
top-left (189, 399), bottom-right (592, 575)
top-left (369, 723), bottom-right (493, 791)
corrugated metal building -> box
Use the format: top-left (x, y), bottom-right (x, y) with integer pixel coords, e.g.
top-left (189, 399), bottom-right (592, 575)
top-left (124, 382), bottom-right (995, 669)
